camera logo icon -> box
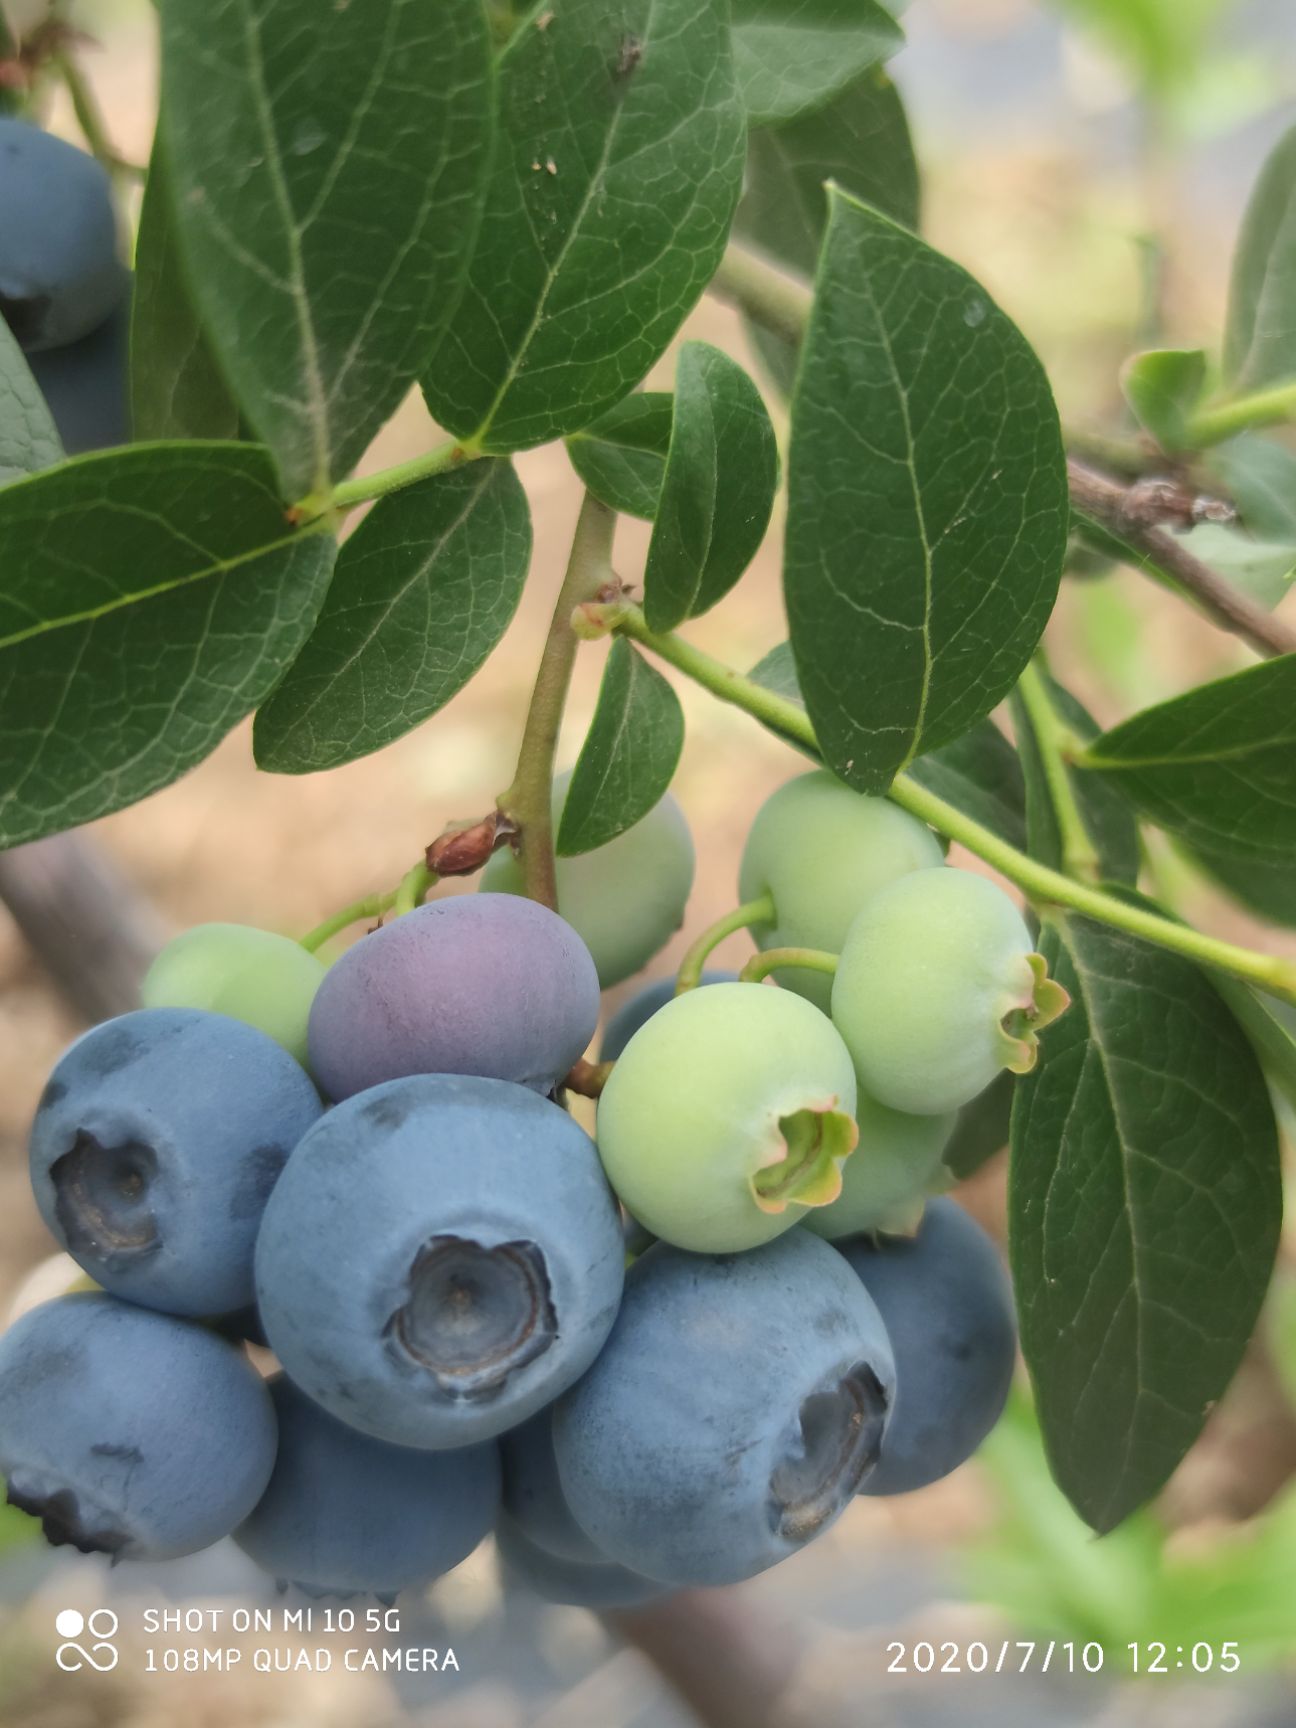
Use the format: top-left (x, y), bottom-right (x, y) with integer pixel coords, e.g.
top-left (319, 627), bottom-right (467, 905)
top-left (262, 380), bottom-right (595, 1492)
top-left (55, 1608), bottom-right (119, 1672)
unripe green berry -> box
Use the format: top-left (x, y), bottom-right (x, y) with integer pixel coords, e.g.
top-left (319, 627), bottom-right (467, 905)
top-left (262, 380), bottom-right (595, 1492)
top-left (481, 771), bottom-right (694, 988)
top-left (831, 868), bottom-right (1068, 1115)
top-left (739, 771), bottom-right (944, 1011)
top-left (595, 982), bottom-right (859, 1253)
top-left (802, 1091), bottom-right (955, 1239)
top-left (141, 923), bottom-right (326, 1068)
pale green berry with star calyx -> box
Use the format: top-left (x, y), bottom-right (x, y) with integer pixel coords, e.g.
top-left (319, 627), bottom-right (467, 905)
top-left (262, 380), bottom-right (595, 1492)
top-left (142, 923), bottom-right (326, 1069)
top-left (594, 981), bottom-right (859, 1253)
top-left (831, 867), bottom-right (1069, 1117)
top-left (739, 770), bottom-right (944, 1011)
top-left (802, 1089), bottom-right (955, 1240)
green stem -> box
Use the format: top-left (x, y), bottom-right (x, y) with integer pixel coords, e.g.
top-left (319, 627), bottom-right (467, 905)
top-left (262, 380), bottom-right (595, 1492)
top-left (499, 492), bottom-right (618, 909)
top-left (675, 895), bottom-right (775, 993)
top-left (53, 50), bottom-right (141, 182)
top-left (296, 437), bottom-right (475, 523)
top-left (1188, 379), bottom-right (1296, 449)
top-left (1013, 662), bottom-right (1101, 883)
top-left (739, 947), bottom-right (838, 986)
top-left (299, 892), bottom-right (392, 952)
top-left (393, 860), bottom-right (436, 917)
top-left (588, 602), bottom-right (1296, 1006)
top-left (710, 245), bottom-right (814, 347)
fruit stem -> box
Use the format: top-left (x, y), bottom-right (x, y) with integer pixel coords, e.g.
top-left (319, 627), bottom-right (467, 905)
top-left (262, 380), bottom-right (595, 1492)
top-left (739, 947), bottom-right (839, 986)
top-left (298, 861), bottom-right (438, 952)
top-left (589, 602), bottom-right (1296, 1007)
top-left (392, 860), bottom-right (436, 917)
top-left (1012, 662), bottom-right (1102, 883)
top-left (675, 895), bottom-right (775, 993)
top-left (499, 491), bottom-right (618, 911)
top-left (53, 48), bottom-right (141, 183)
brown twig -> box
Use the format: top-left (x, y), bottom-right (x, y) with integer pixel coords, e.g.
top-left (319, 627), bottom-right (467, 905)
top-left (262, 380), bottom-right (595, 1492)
top-left (561, 1056), bottom-right (614, 1098)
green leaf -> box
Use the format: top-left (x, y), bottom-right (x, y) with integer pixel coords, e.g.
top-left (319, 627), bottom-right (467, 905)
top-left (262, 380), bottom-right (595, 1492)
top-left (785, 191), bottom-right (1068, 794)
top-left (1186, 842), bottom-right (1296, 930)
top-left (728, 0), bottom-right (903, 126)
top-left (556, 638), bottom-right (684, 855)
top-left (1011, 913), bottom-right (1282, 1532)
top-left (0, 317), bottom-right (62, 483)
top-left (131, 125), bottom-right (239, 443)
top-left (1012, 670), bottom-right (1140, 885)
top-left (254, 461), bottom-right (530, 774)
top-left (1081, 655), bottom-right (1296, 865)
top-left (643, 343), bottom-right (778, 631)
top-left (1212, 433), bottom-right (1296, 541)
top-left (1120, 347), bottom-right (1207, 453)
top-left (734, 67), bottom-right (919, 394)
top-left (0, 444), bottom-right (336, 847)
top-left (423, 0), bottom-right (745, 454)
top-left (160, 0), bottom-right (493, 500)
top-left (1225, 123), bottom-right (1296, 393)
top-left (566, 394), bottom-right (672, 520)
top-left (1210, 981), bottom-right (1296, 1114)
top-left (1177, 522), bottom-right (1295, 611)
top-left (943, 1068), bottom-right (1014, 1182)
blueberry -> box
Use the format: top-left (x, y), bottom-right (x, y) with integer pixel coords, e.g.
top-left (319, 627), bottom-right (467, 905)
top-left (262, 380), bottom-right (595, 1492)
top-left (496, 1517), bottom-right (669, 1610)
top-left (500, 1407), bottom-right (602, 1563)
top-left (551, 1233), bottom-right (895, 1586)
top-left (29, 1008), bottom-right (323, 1317)
top-left (307, 896), bottom-right (599, 1102)
top-left (234, 1376), bottom-right (499, 1599)
top-left (256, 1075), bottom-right (625, 1449)
top-left (739, 770), bottom-right (944, 1011)
top-left (482, 772), bottom-right (695, 987)
top-left (599, 969), bottom-right (738, 1061)
top-left (839, 1198), bottom-right (1017, 1495)
top-left (0, 119), bottom-right (123, 351)
top-left (26, 285), bottom-right (129, 452)
top-left (142, 923), bottom-right (328, 1069)
top-left (0, 1292), bottom-right (276, 1560)
top-left (595, 982), bottom-right (859, 1253)
top-left (802, 1090), bottom-right (955, 1239)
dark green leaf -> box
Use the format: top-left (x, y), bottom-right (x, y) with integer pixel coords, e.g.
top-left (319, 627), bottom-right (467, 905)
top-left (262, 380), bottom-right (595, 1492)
top-left (254, 462), bottom-right (530, 774)
top-left (566, 394), bottom-right (672, 520)
top-left (1185, 842), bottom-right (1296, 930)
top-left (0, 318), bottom-right (62, 483)
top-left (1177, 523), bottom-right (1295, 611)
top-left (131, 125), bottom-right (239, 443)
top-left (0, 445), bottom-right (336, 846)
top-left (1081, 656), bottom-right (1296, 865)
top-left (1212, 434), bottom-right (1296, 541)
top-left (734, 67), bottom-right (919, 393)
top-left (943, 1069), bottom-right (1014, 1182)
top-left (1225, 123), bottom-right (1296, 393)
top-left (1120, 348), bottom-right (1207, 453)
top-left (729, 0), bottom-right (903, 126)
top-left (423, 0), bottom-right (745, 453)
top-left (556, 639), bottom-right (684, 855)
top-left (160, 0), bottom-right (493, 499)
top-left (1012, 670), bottom-right (1139, 885)
top-left (643, 342), bottom-right (778, 631)
top-left (785, 190), bottom-right (1068, 794)
top-left (1011, 914), bottom-right (1281, 1532)
top-left (1209, 979), bottom-right (1296, 1114)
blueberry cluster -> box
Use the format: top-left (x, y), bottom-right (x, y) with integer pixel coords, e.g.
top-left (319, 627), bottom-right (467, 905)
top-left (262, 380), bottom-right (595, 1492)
top-left (0, 773), bottom-right (1032, 1605)
top-left (1, 117), bottom-right (129, 452)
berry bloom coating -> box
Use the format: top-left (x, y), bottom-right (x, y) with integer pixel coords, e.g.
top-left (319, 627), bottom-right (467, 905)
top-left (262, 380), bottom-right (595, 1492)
top-left (739, 771), bottom-right (944, 1011)
top-left (500, 1407), bottom-right (602, 1563)
top-left (802, 1091), bottom-right (955, 1239)
top-left (595, 982), bottom-right (859, 1253)
top-left (482, 773), bottom-right (695, 987)
top-left (307, 895), bottom-right (599, 1101)
top-left (839, 1198), bottom-right (1017, 1495)
top-left (496, 1517), bottom-right (669, 1610)
top-left (256, 1075), bottom-right (624, 1449)
top-left (29, 1009), bottom-right (323, 1316)
top-left (553, 1234), bottom-right (895, 1586)
top-left (599, 970), bottom-right (738, 1061)
top-left (27, 286), bottom-right (129, 452)
top-left (0, 1293), bottom-right (276, 1559)
top-left (234, 1376), bottom-right (500, 1599)
top-left (142, 922), bottom-right (327, 1069)
top-left (0, 119), bottom-right (123, 350)
top-left (831, 868), bottom-right (1069, 1115)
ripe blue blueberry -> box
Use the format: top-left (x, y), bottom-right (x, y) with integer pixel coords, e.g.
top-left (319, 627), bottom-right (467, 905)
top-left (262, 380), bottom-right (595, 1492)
top-left (0, 119), bottom-right (123, 351)
top-left (234, 1376), bottom-right (500, 1599)
top-left (496, 1517), bottom-right (669, 1610)
top-left (839, 1198), bottom-right (1017, 1495)
top-left (29, 1008), bottom-right (322, 1317)
top-left (307, 896), bottom-right (599, 1101)
top-left (26, 287), bottom-right (129, 452)
top-left (256, 1075), bottom-right (625, 1449)
top-left (0, 1292), bottom-right (276, 1559)
top-left (552, 1233), bottom-right (895, 1586)
top-left (500, 1407), bottom-right (603, 1563)
top-left (599, 969), bottom-right (738, 1061)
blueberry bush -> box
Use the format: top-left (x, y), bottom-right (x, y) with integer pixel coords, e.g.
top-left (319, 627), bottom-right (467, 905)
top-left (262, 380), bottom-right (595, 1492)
top-left (0, 0), bottom-right (1294, 1614)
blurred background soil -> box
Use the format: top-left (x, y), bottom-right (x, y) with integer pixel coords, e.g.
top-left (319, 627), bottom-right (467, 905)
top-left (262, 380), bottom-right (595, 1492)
top-left (0, 1), bottom-right (1294, 1723)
